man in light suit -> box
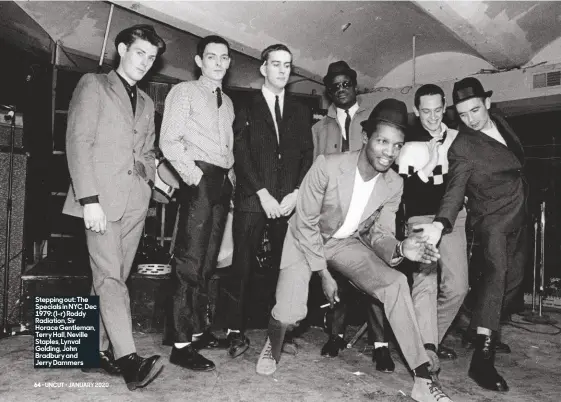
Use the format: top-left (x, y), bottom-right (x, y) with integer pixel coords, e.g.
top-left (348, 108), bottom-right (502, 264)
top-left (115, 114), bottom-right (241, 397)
top-left (256, 99), bottom-right (455, 402)
top-left (313, 60), bottom-right (392, 373)
top-left (63, 24), bottom-right (166, 390)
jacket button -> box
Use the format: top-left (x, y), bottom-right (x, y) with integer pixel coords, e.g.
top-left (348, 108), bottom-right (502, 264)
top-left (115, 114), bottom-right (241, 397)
top-left (132, 150), bottom-right (136, 154)
top-left (134, 129), bottom-right (138, 134)
top-left (128, 170), bottom-right (132, 175)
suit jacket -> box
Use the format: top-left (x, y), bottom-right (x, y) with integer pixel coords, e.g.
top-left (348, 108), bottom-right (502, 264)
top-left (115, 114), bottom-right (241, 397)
top-left (233, 91), bottom-right (314, 212)
top-left (312, 103), bottom-right (371, 159)
top-left (282, 151), bottom-right (403, 273)
top-left (436, 110), bottom-right (527, 233)
top-left (63, 70), bottom-right (156, 221)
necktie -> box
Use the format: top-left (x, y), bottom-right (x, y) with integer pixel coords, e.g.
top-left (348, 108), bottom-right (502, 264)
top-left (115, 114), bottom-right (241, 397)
top-left (274, 95), bottom-right (282, 135)
top-left (216, 87), bottom-right (222, 108)
top-left (342, 110), bottom-right (351, 152)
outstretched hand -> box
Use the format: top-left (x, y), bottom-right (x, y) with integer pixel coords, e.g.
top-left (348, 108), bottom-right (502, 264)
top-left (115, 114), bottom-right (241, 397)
top-left (402, 234), bottom-right (440, 264)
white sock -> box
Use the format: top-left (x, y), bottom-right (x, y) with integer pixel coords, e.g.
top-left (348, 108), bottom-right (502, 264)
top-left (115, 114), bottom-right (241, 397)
top-left (192, 333), bottom-right (203, 341)
top-left (374, 342), bottom-right (388, 349)
top-left (476, 327), bottom-right (492, 336)
top-left (337, 334), bottom-right (344, 338)
top-left (174, 342), bottom-right (190, 349)
top-left (227, 329), bottom-right (240, 336)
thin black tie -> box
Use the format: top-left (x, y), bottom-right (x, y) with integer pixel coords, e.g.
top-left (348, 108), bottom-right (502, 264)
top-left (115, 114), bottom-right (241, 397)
top-left (216, 87), bottom-right (222, 108)
top-left (343, 110), bottom-right (351, 152)
top-left (275, 95), bottom-right (283, 134)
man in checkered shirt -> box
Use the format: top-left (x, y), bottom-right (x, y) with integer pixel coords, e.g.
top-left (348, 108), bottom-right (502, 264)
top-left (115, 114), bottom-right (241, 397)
top-left (396, 84), bottom-right (468, 373)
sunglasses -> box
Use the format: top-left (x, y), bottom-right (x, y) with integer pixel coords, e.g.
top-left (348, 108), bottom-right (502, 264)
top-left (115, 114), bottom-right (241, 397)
top-left (329, 81), bottom-right (353, 92)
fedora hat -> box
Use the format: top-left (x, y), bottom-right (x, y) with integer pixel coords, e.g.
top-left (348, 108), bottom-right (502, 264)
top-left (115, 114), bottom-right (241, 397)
top-left (452, 77), bottom-right (493, 105)
top-left (323, 61), bottom-right (357, 86)
top-left (360, 98), bottom-right (408, 133)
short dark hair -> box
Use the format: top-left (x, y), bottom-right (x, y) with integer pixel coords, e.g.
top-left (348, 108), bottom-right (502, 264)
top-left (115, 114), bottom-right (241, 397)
top-left (114, 24), bottom-right (166, 56)
top-left (261, 44), bottom-right (292, 64)
top-left (364, 121), bottom-right (406, 139)
top-left (414, 84), bottom-right (445, 109)
top-left (197, 35), bottom-right (231, 58)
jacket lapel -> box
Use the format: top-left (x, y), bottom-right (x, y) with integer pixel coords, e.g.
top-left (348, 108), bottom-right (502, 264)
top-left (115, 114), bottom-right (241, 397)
top-left (257, 92), bottom-right (277, 139)
top-left (108, 71), bottom-right (133, 124)
top-left (135, 91), bottom-right (146, 125)
top-left (359, 172), bottom-right (390, 223)
top-left (336, 152), bottom-right (359, 220)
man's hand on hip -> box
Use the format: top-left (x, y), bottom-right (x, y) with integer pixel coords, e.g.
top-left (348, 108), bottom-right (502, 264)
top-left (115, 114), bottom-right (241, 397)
top-left (83, 203), bottom-right (107, 234)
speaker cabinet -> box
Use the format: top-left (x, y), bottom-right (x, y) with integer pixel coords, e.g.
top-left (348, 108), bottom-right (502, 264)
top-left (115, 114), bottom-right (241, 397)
top-left (0, 150), bottom-right (28, 325)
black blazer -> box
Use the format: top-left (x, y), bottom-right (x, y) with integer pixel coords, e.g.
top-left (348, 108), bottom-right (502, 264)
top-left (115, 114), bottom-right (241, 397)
top-left (436, 110), bottom-right (528, 233)
top-left (233, 92), bottom-right (314, 213)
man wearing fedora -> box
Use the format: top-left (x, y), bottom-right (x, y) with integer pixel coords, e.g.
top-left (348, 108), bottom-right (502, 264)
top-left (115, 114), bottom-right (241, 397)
top-left (256, 98), bottom-right (455, 402)
top-left (420, 77), bottom-right (528, 392)
top-left (313, 61), bottom-right (393, 374)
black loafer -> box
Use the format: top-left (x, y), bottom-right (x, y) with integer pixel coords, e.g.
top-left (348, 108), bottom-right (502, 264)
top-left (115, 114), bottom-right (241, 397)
top-left (227, 332), bottom-right (250, 358)
top-left (321, 335), bottom-right (347, 357)
top-left (437, 344), bottom-right (457, 360)
top-left (373, 346), bottom-right (395, 373)
top-left (192, 330), bottom-right (228, 350)
top-left (169, 345), bottom-right (215, 371)
top-left (82, 349), bottom-right (122, 376)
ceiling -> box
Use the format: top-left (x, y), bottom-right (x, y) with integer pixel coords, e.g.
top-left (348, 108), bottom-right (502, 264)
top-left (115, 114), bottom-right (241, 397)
top-left (2, 1), bottom-right (561, 90)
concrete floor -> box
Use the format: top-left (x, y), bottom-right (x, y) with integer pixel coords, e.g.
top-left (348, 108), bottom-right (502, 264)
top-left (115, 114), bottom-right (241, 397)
top-left (0, 311), bottom-right (560, 402)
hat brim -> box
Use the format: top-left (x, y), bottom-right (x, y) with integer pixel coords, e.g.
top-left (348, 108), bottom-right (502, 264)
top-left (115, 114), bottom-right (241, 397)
top-left (454, 90), bottom-right (493, 105)
top-left (360, 118), bottom-right (407, 133)
top-left (323, 69), bottom-right (357, 86)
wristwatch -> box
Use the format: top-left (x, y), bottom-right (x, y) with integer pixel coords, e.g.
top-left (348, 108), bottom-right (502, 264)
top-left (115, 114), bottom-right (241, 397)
top-left (395, 241), bottom-right (404, 258)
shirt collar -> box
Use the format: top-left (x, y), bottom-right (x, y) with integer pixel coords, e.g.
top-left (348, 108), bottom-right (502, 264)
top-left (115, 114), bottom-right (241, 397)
top-left (336, 102), bottom-right (359, 119)
top-left (115, 71), bottom-right (136, 95)
top-left (262, 85), bottom-right (285, 103)
top-left (199, 75), bottom-right (222, 90)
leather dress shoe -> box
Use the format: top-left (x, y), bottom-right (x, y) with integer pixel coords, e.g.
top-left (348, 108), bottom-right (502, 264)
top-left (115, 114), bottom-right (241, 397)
top-left (227, 332), bottom-right (250, 358)
top-left (437, 344), bottom-right (457, 360)
top-left (191, 330), bottom-right (227, 350)
top-left (321, 335), bottom-right (346, 357)
top-left (468, 334), bottom-right (509, 392)
top-left (116, 353), bottom-right (164, 391)
top-left (81, 349), bottom-right (121, 376)
top-left (282, 337), bottom-right (298, 355)
top-left (372, 346), bottom-right (395, 373)
top-left (170, 345), bottom-right (215, 371)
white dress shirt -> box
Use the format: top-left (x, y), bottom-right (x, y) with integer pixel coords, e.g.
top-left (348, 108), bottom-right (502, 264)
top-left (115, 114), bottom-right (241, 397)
top-left (335, 102), bottom-right (359, 140)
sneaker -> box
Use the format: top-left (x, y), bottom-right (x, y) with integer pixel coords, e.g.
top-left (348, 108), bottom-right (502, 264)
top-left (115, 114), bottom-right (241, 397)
top-left (256, 337), bottom-right (277, 376)
top-left (411, 377), bottom-right (453, 402)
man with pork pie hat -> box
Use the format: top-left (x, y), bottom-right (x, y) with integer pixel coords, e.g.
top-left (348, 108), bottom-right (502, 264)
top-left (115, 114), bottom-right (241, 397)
top-left (419, 77), bottom-right (529, 392)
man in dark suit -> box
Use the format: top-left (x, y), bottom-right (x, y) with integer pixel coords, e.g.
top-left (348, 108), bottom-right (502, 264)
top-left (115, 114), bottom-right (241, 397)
top-left (220, 44), bottom-right (314, 358)
top-left (63, 25), bottom-right (166, 390)
top-left (421, 77), bottom-right (528, 392)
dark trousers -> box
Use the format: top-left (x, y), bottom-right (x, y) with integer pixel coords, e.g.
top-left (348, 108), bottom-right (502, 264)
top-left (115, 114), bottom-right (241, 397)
top-left (328, 270), bottom-right (386, 342)
top-left (472, 225), bottom-right (528, 331)
top-left (172, 161), bottom-right (232, 342)
top-left (223, 211), bottom-right (289, 331)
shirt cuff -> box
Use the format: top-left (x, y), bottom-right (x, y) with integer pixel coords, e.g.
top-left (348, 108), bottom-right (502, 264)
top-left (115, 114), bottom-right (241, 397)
top-left (417, 170), bottom-right (430, 183)
top-left (79, 196), bottom-right (99, 206)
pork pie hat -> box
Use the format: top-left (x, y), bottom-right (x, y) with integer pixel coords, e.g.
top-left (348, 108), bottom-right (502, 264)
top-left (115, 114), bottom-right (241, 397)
top-left (452, 77), bottom-right (493, 105)
top-left (323, 61), bottom-right (357, 86)
top-left (360, 98), bottom-right (408, 134)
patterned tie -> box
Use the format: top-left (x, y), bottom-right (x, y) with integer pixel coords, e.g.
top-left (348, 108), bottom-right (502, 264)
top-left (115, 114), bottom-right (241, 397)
top-left (342, 110), bottom-right (351, 152)
top-left (216, 87), bottom-right (222, 108)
